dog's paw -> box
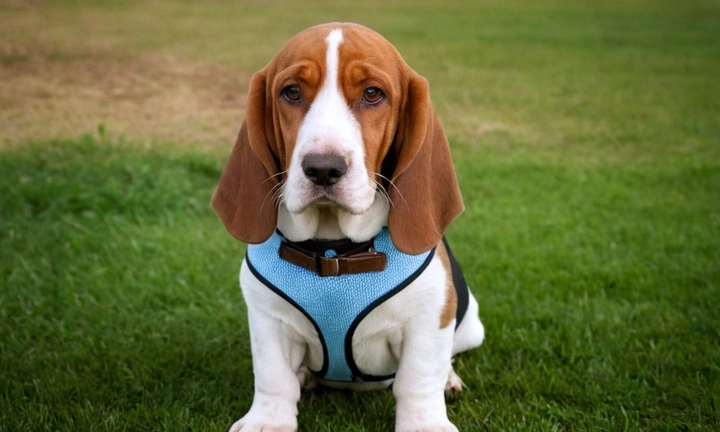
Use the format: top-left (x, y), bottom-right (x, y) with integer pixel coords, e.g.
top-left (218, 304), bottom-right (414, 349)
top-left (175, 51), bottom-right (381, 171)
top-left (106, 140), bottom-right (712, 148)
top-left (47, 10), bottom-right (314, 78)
top-left (297, 365), bottom-right (319, 392)
top-left (229, 419), bottom-right (296, 432)
top-left (444, 367), bottom-right (464, 395)
top-left (229, 409), bottom-right (297, 432)
top-left (397, 423), bottom-right (459, 432)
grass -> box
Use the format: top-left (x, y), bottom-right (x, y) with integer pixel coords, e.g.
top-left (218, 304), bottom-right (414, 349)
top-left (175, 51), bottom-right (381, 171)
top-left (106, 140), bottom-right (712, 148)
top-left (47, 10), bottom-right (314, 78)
top-left (1, 0), bottom-right (719, 430)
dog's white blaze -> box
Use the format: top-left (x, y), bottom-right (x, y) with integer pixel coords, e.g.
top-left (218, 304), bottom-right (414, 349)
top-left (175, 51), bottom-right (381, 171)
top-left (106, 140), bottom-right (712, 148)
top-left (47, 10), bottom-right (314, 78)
top-left (282, 28), bottom-right (383, 241)
top-left (297, 28), bottom-right (361, 162)
top-left (324, 29), bottom-right (343, 95)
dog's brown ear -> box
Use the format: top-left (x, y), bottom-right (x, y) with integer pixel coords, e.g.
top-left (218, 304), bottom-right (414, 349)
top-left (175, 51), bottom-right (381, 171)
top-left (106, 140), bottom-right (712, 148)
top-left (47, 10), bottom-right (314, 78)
top-left (387, 72), bottom-right (464, 255)
top-left (211, 68), bottom-right (279, 244)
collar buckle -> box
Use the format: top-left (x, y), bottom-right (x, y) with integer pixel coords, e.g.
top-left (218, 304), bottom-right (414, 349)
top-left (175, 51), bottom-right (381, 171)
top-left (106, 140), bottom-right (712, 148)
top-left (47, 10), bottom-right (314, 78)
top-left (279, 240), bottom-right (387, 277)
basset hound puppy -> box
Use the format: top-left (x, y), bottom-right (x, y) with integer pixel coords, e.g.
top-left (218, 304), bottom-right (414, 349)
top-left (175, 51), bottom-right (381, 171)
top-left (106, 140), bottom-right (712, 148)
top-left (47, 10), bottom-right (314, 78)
top-left (212, 22), bottom-right (485, 432)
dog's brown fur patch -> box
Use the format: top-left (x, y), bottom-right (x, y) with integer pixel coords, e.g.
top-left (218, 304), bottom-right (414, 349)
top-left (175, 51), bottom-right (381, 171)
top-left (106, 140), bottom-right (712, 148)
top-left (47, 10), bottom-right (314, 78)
top-left (436, 241), bottom-right (458, 329)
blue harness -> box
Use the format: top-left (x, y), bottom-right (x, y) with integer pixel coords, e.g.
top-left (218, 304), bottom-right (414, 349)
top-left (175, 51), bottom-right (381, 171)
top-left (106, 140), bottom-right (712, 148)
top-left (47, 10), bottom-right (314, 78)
top-left (245, 228), bottom-right (468, 383)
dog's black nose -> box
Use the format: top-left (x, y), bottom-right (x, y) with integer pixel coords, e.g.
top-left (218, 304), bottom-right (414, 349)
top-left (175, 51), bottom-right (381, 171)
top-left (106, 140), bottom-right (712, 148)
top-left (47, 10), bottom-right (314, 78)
top-left (302, 153), bottom-right (348, 186)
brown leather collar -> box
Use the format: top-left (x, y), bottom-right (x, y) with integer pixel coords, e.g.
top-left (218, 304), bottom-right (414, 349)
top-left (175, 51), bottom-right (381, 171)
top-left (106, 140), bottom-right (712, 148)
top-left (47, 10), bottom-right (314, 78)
top-left (278, 236), bottom-right (387, 277)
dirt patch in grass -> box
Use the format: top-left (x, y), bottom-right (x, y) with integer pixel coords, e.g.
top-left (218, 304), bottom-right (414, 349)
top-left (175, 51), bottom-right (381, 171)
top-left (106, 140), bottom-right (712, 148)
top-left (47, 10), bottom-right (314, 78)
top-left (0, 40), bottom-right (248, 148)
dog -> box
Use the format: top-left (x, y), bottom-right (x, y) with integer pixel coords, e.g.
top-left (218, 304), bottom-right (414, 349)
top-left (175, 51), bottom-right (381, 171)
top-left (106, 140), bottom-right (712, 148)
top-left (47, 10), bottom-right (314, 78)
top-left (212, 22), bottom-right (485, 432)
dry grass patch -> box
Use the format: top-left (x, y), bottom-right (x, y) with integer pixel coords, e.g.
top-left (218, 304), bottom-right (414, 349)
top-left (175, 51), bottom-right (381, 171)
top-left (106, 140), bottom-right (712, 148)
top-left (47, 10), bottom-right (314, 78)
top-left (0, 40), bottom-right (248, 148)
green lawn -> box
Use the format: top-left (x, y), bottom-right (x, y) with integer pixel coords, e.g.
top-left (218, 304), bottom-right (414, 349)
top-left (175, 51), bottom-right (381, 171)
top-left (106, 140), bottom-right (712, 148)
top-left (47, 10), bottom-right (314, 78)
top-left (1, 0), bottom-right (719, 431)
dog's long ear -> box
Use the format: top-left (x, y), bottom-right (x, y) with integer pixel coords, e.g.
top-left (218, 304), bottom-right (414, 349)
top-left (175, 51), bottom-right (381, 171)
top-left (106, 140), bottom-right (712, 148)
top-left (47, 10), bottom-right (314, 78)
top-left (387, 72), bottom-right (464, 255)
top-left (212, 68), bottom-right (280, 244)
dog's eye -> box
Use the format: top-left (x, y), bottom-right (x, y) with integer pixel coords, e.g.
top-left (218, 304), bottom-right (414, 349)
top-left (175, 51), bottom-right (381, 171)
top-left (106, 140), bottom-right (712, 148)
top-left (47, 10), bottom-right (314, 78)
top-left (363, 87), bottom-right (384, 105)
top-left (282, 85), bottom-right (301, 102)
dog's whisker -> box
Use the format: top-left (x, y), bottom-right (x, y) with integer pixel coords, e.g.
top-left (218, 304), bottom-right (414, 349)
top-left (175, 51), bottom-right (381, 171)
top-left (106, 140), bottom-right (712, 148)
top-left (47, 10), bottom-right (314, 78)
top-left (271, 180), bottom-right (287, 205)
top-left (272, 183), bottom-right (287, 207)
top-left (371, 172), bottom-right (406, 208)
top-left (262, 171), bottom-right (288, 185)
top-left (260, 178), bottom-right (286, 213)
top-left (371, 178), bottom-right (392, 204)
top-left (369, 177), bottom-right (394, 208)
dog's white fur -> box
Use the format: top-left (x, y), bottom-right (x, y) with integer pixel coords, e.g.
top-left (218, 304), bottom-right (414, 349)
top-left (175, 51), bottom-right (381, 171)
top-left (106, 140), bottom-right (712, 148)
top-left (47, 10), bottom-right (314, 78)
top-left (217, 24), bottom-right (485, 432)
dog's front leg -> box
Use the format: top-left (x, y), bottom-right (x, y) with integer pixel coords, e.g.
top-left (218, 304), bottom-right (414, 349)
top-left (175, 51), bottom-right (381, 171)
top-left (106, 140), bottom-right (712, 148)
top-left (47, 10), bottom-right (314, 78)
top-left (230, 264), bottom-right (306, 432)
top-left (229, 307), bottom-right (305, 432)
top-left (393, 323), bottom-right (458, 432)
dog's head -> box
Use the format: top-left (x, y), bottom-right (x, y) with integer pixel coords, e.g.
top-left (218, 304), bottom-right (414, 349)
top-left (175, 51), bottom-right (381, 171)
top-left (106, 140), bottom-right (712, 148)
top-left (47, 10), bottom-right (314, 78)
top-left (212, 23), bottom-right (463, 255)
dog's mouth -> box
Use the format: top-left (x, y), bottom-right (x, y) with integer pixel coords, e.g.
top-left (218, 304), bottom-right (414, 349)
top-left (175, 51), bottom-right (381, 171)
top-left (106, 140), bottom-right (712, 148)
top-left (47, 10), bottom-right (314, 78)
top-left (285, 180), bottom-right (375, 216)
top-left (278, 186), bottom-right (390, 243)
top-left (313, 197), bottom-right (338, 208)
top-left (301, 195), bottom-right (369, 216)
